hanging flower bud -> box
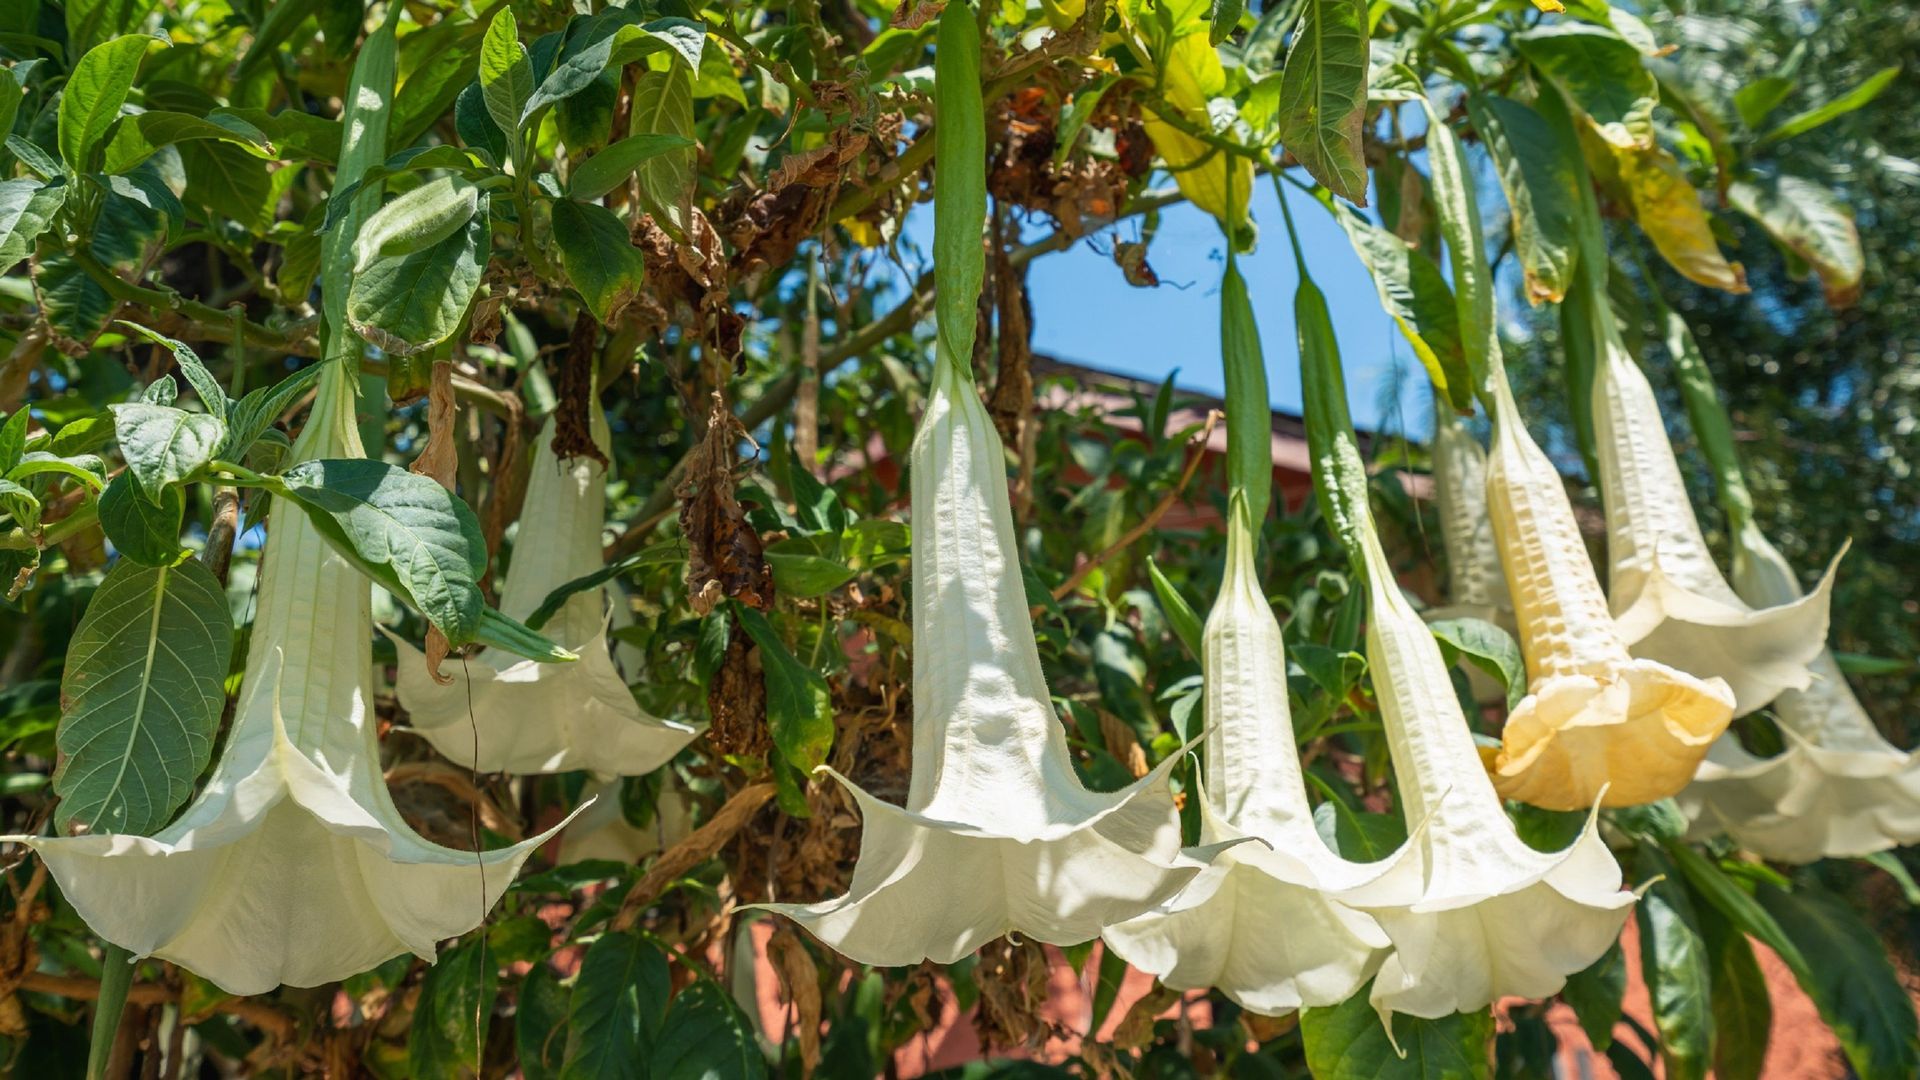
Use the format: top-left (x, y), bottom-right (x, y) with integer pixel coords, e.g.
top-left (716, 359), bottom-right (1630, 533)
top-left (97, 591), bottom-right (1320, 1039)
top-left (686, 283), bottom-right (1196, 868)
top-left (1481, 383), bottom-right (1733, 810)
top-left (1679, 523), bottom-right (1920, 861)
top-left (20, 363), bottom-right (569, 995)
top-left (389, 409), bottom-right (696, 776)
top-left (760, 355), bottom-right (1220, 965)
top-left (1343, 525), bottom-right (1635, 1021)
top-left (1104, 496), bottom-right (1398, 1014)
top-left (1592, 342), bottom-right (1839, 716)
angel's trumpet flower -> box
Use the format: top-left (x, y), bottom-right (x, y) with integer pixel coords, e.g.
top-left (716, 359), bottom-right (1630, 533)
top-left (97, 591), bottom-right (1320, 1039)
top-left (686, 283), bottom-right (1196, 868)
top-left (1679, 522), bottom-right (1920, 861)
top-left (1344, 525), bottom-right (1634, 1020)
top-left (390, 408), bottom-right (696, 775)
top-left (21, 363), bottom-right (567, 995)
top-left (1429, 402), bottom-right (1511, 627)
top-left (761, 355), bottom-right (1214, 965)
top-left (1592, 341), bottom-right (1838, 716)
top-left (1104, 496), bottom-right (1395, 1013)
top-left (1481, 380), bottom-right (1734, 810)
top-left (560, 776), bottom-right (697, 865)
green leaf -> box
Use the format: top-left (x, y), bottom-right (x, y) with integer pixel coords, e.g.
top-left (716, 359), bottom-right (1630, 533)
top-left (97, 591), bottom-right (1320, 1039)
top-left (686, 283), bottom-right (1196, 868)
top-left (0, 407), bottom-right (28, 473)
top-left (934, 1), bottom-right (986, 369)
top-left (99, 110), bottom-right (273, 175)
top-left (1466, 94), bottom-right (1579, 306)
top-left (479, 8), bottom-right (533, 155)
top-left (1729, 175), bottom-right (1863, 309)
top-left (408, 937), bottom-right (496, 1078)
top-left (10, 452), bottom-right (107, 491)
top-left (628, 67), bottom-right (697, 239)
top-left (561, 931), bottom-right (670, 1080)
top-left (0, 478), bottom-right (38, 532)
top-left (1517, 25), bottom-right (1658, 149)
top-left (346, 206), bottom-right (490, 356)
top-left (110, 402), bottom-right (224, 499)
top-left (521, 19), bottom-right (707, 127)
top-left (763, 539), bottom-right (858, 599)
top-left (52, 557), bottom-right (232, 836)
top-left (1761, 65), bottom-right (1900, 145)
top-left (1301, 980), bottom-right (1493, 1079)
top-left (1660, 841), bottom-right (1810, 981)
top-left (1415, 82), bottom-right (1498, 403)
top-left (353, 175), bottom-right (483, 271)
top-left (1330, 202), bottom-right (1467, 408)
top-left (1428, 618), bottom-right (1525, 711)
top-left (1273, 0), bottom-right (1369, 205)
top-left (735, 604), bottom-right (834, 774)
top-left (1560, 940), bottom-right (1627, 1052)
top-left (97, 471), bottom-right (185, 566)
top-left (551, 198), bottom-right (648, 324)
top-left (58, 34), bottom-right (161, 172)
top-left (115, 322), bottom-right (226, 423)
top-left (518, 958), bottom-right (573, 1080)
top-left (1635, 846), bottom-right (1713, 1080)
top-left (33, 251), bottom-right (116, 348)
top-left (274, 457), bottom-right (485, 643)
top-left (0, 178), bottom-right (63, 275)
top-left (178, 139), bottom-right (276, 232)
top-left (1758, 881), bottom-right (1920, 1079)
top-left (1311, 798), bottom-right (1407, 863)
top-left (1704, 923), bottom-right (1770, 1080)
top-left (1732, 76), bottom-right (1796, 130)
top-left (1146, 557), bottom-right (1204, 662)
top-left (222, 361), bottom-right (328, 461)
top-left (569, 132), bottom-right (697, 200)
top-left (651, 980), bottom-right (767, 1080)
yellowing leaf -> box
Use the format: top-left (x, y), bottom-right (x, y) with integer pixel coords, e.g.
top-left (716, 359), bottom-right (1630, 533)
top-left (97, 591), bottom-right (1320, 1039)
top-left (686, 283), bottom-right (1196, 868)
top-left (1614, 142), bottom-right (1746, 293)
top-left (1730, 175), bottom-right (1863, 308)
top-left (1143, 33), bottom-right (1252, 234)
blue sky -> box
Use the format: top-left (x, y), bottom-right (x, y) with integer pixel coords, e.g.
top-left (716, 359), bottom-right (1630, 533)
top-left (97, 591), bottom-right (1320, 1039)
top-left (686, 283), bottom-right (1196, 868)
top-left (1022, 180), bottom-right (1435, 439)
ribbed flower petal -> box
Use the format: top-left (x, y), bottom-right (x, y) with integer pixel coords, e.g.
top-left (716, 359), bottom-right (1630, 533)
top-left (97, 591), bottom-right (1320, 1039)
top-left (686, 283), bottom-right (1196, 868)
top-left (24, 363), bottom-right (569, 996)
top-left (1104, 499), bottom-right (1395, 1014)
top-left (1481, 388), bottom-right (1733, 810)
top-left (760, 358), bottom-right (1214, 966)
top-left (391, 410), bottom-right (696, 776)
top-left (1430, 401), bottom-right (1512, 626)
top-left (1679, 524), bottom-right (1920, 861)
top-left (1593, 341), bottom-right (1838, 716)
top-left (1341, 528), bottom-right (1633, 1022)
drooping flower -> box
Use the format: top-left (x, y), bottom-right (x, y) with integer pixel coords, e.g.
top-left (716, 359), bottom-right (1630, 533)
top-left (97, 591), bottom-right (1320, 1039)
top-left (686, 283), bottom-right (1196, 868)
top-left (559, 776), bottom-right (697, 866)
top-left (1343, 524), bottom-right (1634, 1021)
top-left (1592, 341), bottom-right (1838, 716)
top-left (1678, 522), bottom-right (1920, 861)
top-left (1429, 402), bottom-right (1511, 628)
top-left (1480, 380), bottom-right (1734, 810)
top-left (760, 356), bottom-right (1217, 966)
top-left (389, 408), bottom-right (697, 775)
top-left (20, 363), bottom-right (569, 995)
top-left (1103, 496), bottom-right (1398, 1014)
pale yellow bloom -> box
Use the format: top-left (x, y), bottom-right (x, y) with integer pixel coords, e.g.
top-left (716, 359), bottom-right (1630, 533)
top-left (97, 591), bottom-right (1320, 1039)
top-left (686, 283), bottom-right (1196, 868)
top-left (761, 358), bottom-right (1217, 966)
top-left (1593, 341), bottom-right (1839, 716)
top-left (1427, 403), bottom-right (1516, 706)
top-left (1104, 498), bottom-right (1395, 1014)
top-left (1679, 522), bottom-right (1920, 861)
top-left (390, 409), bottom-right (696, 775)
top-left (21, 363), bottom-right (567, 995)
top-left (1481, 384), bottom-right (1734, 810)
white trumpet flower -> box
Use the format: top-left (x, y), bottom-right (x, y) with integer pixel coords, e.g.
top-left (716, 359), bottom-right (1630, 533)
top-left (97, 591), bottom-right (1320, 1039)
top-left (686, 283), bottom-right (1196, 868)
top-left (1593, 342), bottom-right (1838, 716)
top-left (1343, 526), bottom-right (1633, 1022)
top-left (1104, 497), bottom-right (1397, 1014)
top-left (1679, 523), bottom-right (1920, 861)
top-left (761, 357), bottom-right (1216, 966)
top-left (21, 363), bottom-right (568, 996)
top-left (390, 409), bottom-right (697, 775)
top-left (559, 776), bottom-right (696, 866)
top-left (1482, 385), bottom-right (1734, 810)
top-left (1429, 402), bottom-right (1511, 628)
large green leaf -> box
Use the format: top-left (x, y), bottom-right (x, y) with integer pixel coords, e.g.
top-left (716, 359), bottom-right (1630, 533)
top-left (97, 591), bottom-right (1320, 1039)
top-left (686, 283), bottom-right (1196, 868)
top-left (1560, 940), bottom-right (1627, 1052)
top-left (736, 604), bottom-right (834, 774)
top-left (1415, 81), bottom-right (1497, 403)
top-left (1428, 617), bottom-right (1525, 711)
top-left (109, 402), bottom-right (224, 499)
top-left (352, 175), bottom-right (483, 270)
top-left (1729, 175), bottom-right (1863, 308)
top-left (99, 110), bottom-right (273, 175)
top-left (628, 66), bottom-right (696, 238)
top-left (52, 557), bottom-right (231, 836)
top-left (651, 980), bottom-right (767, 1080)
top-left (561, 931), bottom-right (670, 1080)
top-left (569, 132), bottom-right (697, 200)
top-left (97, 471), bottom-right (186, 566)
top-left (479, 8), bottom-right (533, 155)
top-left (116, 322), bottom-right (226, 423)
top-left (522, 19), bottom-right (705, 126)
top-left (1761, 65), bottom-right (1900, 145)
top-left (1517, 25), bottom-right (1657, 149)
top-left (1301, 981), bottom-right (1493, 1078)
top-left (1635, 847), bottom-right (1713, 1080)
top-left (0, 179), bottom-right (62, 274)
top-left (1465, 94), bottom-right (1579, 305)
top-left (346, 207), bottom-right (490, 356)
top-left (1759, 881), bottom-right (1920, 1079)
top-left (58, 34), bottom-right (160, 172)
top-left (408, 937), bottom-right (496, 1078)
top-left (551, 198), bottom-right (648, 323)
top-left (518, 958), bottom-right (573, 1080)
top-left (1331, 203), bottom-right (1466, 408)
top-left (33, 251), bottom-right (116, 347)
top-left (1702, 916), bottom-right (1770, 1080)
top-left (1273, 0), bottom-right (1369, 205)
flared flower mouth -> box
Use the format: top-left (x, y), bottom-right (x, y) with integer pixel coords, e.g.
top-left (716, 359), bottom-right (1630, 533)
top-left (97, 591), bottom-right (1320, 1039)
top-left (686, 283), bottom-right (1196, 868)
top-left (1593, 340), bottom-right (1838, 716)
top-left (1481, 384), bottom-right (1733, 810)
top-left (390, 410), bottom-right (697, 776)
top-left (21, 363), bottom-right (569, 995)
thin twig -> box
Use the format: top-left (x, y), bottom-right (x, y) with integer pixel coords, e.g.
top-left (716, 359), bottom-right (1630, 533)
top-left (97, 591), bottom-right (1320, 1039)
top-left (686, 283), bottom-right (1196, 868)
top-left (17, 972), bottom-right (294, 1039)
top-left (1040, 409), bottom-right (1220, 611)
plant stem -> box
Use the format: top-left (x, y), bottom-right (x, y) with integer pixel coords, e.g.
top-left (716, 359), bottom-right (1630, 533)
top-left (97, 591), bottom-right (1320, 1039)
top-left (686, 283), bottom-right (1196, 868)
top-left (86, 944), bottom-right (134, 1080)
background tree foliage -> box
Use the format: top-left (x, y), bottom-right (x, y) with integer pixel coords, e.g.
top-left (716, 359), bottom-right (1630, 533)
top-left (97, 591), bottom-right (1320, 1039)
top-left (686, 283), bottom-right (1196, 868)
top-left (0, 0), bottom-right (1912, 1076)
